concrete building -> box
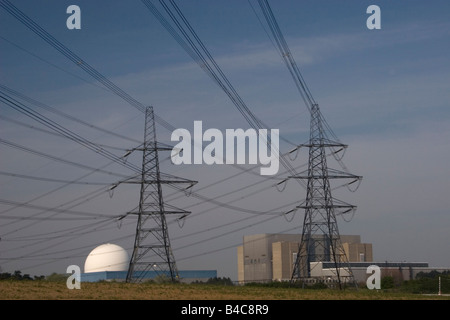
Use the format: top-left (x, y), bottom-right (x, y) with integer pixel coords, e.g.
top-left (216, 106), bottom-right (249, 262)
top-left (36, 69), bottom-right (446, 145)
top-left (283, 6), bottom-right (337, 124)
top-left (343, 241), bottom-right (373, 263)
top-left (237, 233), bottom-right (444, 285)
top-left (237, 233), bottom-right (373, 284)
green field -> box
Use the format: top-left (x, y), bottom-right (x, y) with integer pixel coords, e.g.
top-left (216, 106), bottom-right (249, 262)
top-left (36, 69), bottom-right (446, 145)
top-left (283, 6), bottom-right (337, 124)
top-left (0, 281), bottom-right (448, 300)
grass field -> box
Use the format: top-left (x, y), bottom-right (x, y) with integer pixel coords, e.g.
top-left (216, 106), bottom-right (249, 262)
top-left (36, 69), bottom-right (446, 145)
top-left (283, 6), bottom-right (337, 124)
top-left (0, 281), bottom-right (448, 300)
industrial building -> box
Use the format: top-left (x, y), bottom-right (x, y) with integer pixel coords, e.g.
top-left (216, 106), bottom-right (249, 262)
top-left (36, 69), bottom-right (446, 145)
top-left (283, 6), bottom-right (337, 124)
top-left (237, 234), bottom-right (438, 284)
top-left (80, 243), bottom-right (216, 283)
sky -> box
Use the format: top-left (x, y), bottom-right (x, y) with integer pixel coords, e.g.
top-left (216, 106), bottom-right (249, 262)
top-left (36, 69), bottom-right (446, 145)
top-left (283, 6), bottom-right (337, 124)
top-left (0, 0), bottom-right (450, 281)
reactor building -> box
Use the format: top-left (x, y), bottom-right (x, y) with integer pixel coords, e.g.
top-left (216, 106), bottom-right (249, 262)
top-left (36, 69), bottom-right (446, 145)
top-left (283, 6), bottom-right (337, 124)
top-left (80, 243), bottom-right (216, 283)
top-left (237, 234), bottom-right (434, 284)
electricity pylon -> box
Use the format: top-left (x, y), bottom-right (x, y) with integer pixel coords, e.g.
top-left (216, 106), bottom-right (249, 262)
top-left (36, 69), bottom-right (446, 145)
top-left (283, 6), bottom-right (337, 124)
top-left (125, 106), bottom-right (196, 283)
top-left (254, 0), bottom-right (362, 289)
top-left (289, 103), bottom-right (361, 289)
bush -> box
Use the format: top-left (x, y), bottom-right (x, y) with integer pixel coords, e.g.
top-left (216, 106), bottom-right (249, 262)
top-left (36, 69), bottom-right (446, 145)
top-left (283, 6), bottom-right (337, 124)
top-left (206, 277), bottom-right (234, 286)
top-left (192, 277), bottom-right (234, 286)
top-left (392, 270), bottom-right (450, 294)
top-left (381, 276), bottom-right (394, 289)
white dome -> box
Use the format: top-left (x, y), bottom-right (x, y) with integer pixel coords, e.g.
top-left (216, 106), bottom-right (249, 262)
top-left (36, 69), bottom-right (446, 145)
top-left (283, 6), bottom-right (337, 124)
top-left (84, 243), bottom-right (129, 273)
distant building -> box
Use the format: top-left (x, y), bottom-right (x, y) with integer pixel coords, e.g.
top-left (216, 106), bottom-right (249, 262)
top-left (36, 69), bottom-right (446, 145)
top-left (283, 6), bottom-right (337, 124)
top-left (81, 243), bottom-right (216, 283)
top-left (237, 233), bottom-right (372, 284)
top-left (237, 233), bottom-right (447, 284)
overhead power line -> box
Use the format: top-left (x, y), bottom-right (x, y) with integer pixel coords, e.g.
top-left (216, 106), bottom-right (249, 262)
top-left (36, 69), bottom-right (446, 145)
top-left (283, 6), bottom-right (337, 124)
top-left (254, 0), bottom-right (361, 289)
top-left (0, 1), bottom-right (354, 277)
top-left (0, 170), bottom-right (110, 186)
top-left (254, 0), bottom-right (342, 145)
top-left (0, 198), bottom-right (117, 220)
top-left (141, 0), bottom-right (306, 191)
top-left (0, 35), bottom-right (111, 93)
top-left (0, 0), bottom-right (182, 136)
top-left (0, 84), bottom-right (142, 145)
top-left (0, 137), bottom-right (129, 178)
top-left (0, 0), bottom-right (146, 114)
top-left (0, 90), bottom-right (143, 175)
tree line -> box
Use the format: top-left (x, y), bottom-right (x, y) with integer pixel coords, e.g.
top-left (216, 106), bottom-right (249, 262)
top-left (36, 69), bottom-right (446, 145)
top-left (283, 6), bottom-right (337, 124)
top-left (0, 270), bottom-right (45, 281)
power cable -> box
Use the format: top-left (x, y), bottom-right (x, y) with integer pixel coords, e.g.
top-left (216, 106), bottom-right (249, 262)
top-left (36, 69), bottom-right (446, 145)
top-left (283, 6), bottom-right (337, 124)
top-left (0, 84), bottom-right (142, 144)
top-left (141, 0), bottom-right (306, 190)
top-left (0, 1), bottom-right (338, 275)
top-left (0, 170), bottom-right (110, 186)
top-left (0, 35), bottom-right (111, 94)
top-left (0, 0), bottom-right (146, 113)
top-left (0, 138), bottom-right (129, 178)
top-left (0, 198), bottom-right (118, 220)
top-left (0, 91), bottom-right (142, 174)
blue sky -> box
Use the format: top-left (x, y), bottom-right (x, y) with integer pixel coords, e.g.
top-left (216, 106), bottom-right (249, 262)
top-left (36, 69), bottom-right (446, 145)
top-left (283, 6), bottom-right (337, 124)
top-left (1, 1), bottom-right (450, 280)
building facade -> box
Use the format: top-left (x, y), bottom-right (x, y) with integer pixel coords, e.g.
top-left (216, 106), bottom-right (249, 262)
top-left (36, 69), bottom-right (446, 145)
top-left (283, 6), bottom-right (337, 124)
top-left (236, 233), bottom-right (445, 285)
top-left (237, 234), bottom-right (373, 283)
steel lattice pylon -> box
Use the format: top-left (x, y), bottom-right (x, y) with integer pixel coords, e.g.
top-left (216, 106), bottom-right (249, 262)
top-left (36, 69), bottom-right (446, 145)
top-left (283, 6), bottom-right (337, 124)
top-left (290, 103), bottom-right (360, 289)
top-left (126, 107), bottom-right (195, 283)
